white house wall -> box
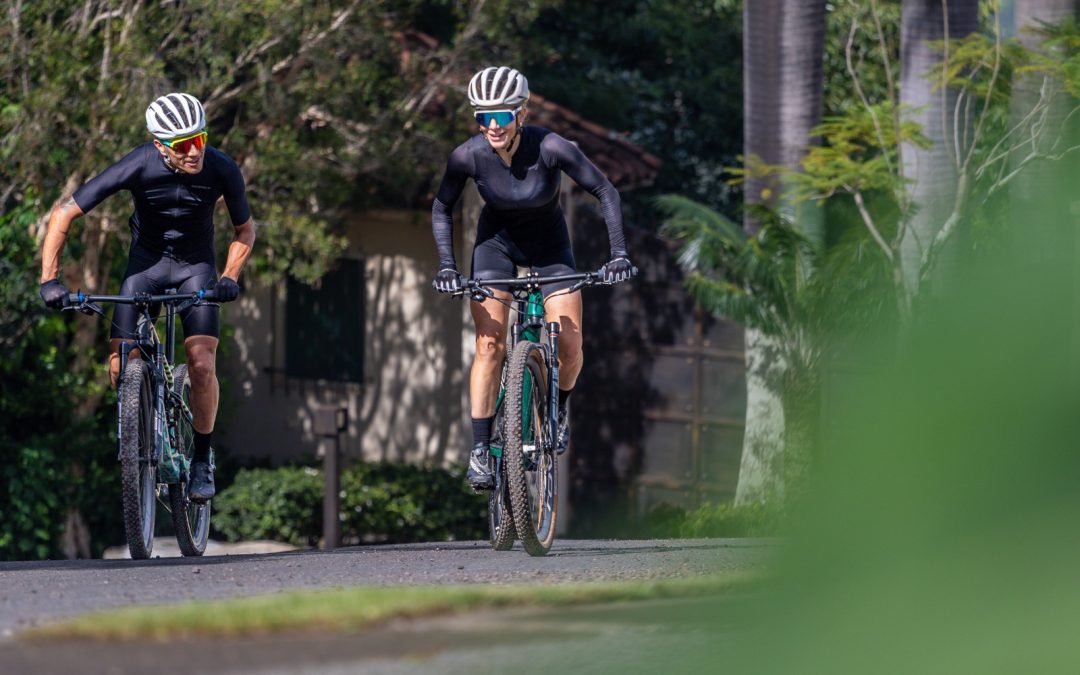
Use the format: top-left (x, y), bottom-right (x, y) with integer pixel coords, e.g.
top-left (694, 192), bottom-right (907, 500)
top-left (218, 208), bottom-right (468, 467)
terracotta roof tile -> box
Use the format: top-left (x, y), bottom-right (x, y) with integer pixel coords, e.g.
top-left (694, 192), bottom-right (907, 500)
top-left (527, 93), bottom-right (662, 191)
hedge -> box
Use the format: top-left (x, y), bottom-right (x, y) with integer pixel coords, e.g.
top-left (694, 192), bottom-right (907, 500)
top-left (212, 463), bottom-right (488, 546)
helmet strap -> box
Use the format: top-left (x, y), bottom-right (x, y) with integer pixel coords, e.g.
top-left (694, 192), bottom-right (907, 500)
top-left (157, 146), bottom-right (184, 174)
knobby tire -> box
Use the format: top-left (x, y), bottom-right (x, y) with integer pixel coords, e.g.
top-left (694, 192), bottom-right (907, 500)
top-left (119, 358), bottom-right (157, 560)
top-left (504, 340), bottom-right (558, 556)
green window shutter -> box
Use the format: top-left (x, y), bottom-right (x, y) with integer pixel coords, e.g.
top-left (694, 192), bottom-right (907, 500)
top-left (284, 258), bottom-right (364, 383)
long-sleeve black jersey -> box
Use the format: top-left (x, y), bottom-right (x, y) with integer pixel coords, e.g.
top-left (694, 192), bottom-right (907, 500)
top-left (73, 143), bottom-right (251, 258)
top-left (431, 126), bottom-right (627, 270)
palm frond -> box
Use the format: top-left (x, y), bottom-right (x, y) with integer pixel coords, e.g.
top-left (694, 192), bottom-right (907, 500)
top-left (685, 272), bottom-right (783, 336)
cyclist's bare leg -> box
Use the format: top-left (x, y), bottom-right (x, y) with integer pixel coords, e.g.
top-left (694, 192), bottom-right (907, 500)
top-left (469, 291), bottom-right (512, 417)
top-left (108, 338), bottom-right (139, 388)
top-left (184, 335), bottom-right (219, 434)
top-left (544, 290), bottom-right (583, 390)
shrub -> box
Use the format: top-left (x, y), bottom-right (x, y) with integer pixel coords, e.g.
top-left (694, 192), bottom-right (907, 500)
top-left (678, 501), bottom-right (780, 538)
top-left (340, 463), bottom-right (487, 544)
top-left (212, 466), bottom-right (323, 546)
top-left (212, 462), bottom-right (487, 546)
top-left (0, 445), bottom-right (66, 560)
top-left (642, 500), bottom-right (782, 539)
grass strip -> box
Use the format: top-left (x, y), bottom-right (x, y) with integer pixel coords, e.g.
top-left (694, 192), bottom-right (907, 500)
top-left (26, 572), bottom-right (760, 642)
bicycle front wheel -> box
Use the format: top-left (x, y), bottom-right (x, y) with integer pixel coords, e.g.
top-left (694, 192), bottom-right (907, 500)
top-left (504, 341), bottom-right (558, 556)
top-left (168, 364), bottom-right (210, 556)
top-left (119, 358), bottom-right (157, 559)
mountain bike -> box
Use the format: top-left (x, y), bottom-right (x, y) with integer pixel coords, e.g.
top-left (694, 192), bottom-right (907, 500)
top-left (65, 288), bottom-right (220, 559)
top-left (452, 270), bottom-right (625, 556)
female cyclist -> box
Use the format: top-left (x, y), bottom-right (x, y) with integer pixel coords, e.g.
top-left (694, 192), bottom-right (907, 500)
top-left (431, 66), bottom-right (636, 489)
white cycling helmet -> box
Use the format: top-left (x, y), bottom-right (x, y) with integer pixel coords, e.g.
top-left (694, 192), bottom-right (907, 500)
top-left (467, 67), bottom-right (529, 108)
top-left (145, 93), bottom-right (206, 139)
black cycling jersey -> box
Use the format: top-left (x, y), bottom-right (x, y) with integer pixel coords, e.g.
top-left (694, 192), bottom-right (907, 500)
top-left (73, 143), bottom-right (251, 258)
top-left (431, 126), bottom-right (627, 271)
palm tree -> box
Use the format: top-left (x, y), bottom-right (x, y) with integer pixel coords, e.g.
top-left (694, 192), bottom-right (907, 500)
top-left (898, 0), bottom-right (980, 295)
top-left (737, 0), bottom-right (827, 504)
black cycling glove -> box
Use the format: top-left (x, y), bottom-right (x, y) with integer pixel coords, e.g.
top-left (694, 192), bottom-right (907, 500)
top-left (600, 257), bottom-right (637, 284)
top-left (39, 279), bottom-right (69, 309)
top-left (211, 276), bottom-right (241, 302)
top-left (433, 268), bottom-right (463, 294)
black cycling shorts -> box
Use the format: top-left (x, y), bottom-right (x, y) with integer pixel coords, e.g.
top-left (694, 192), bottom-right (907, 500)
top-left (470, 231), bottom-right (577, 297)
top-left (110, 244), bottom-right (220, 340)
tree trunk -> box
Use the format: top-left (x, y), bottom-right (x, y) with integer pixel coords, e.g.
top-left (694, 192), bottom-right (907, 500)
top-left (898, 0), bottom-right (979, 296)
top-left (736, 0), bottom-right (826, 505)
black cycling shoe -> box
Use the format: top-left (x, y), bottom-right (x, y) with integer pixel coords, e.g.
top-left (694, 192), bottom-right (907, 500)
top-left (556, 406), bottom-right (570, 455)
top-left (188, 461), bottom-right (216, 503)
top-left (466, 443), bottom-right (494, 491)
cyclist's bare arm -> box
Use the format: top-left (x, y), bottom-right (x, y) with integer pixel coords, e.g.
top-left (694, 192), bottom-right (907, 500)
top-left (220, 217), bottom-right (256, 281)
top-left (39, 199), bottom-right (85, 283)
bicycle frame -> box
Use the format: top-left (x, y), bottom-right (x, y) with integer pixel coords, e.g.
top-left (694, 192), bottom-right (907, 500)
top-left (508, 287), bottom-right (560, 457)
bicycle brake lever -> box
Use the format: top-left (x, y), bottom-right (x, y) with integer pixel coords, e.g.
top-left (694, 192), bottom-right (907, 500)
top-left (78, 302), bottom-right (104, 317)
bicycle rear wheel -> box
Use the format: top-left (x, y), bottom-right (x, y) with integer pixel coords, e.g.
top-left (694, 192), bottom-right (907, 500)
top-left (504, 340), bottom-right (558, 556)
top-left (168, 364), bottom-right (211, 556)
top-left (119, 358), bottom-right (157, 560)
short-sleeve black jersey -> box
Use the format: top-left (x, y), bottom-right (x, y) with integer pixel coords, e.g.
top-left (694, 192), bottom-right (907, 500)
top-left (431, 126), bottom-right (627, 270)
top-left (73, 143), bottom-right (251, 257)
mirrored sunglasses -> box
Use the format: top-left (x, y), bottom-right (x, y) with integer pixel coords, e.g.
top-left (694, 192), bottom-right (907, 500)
top-left (160, 129), bottom-right (208, 154)
top-left (474, 107), bottom-right (521, 128)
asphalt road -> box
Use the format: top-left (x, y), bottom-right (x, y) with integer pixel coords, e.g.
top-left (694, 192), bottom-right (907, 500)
top-left (0, 539), bottom-right (770, 674)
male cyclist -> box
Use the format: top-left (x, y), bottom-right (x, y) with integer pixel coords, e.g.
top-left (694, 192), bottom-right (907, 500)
top-left (431, 66), bottom-right (636, 490)
top-left (38, 92), bottom-right (256, 502)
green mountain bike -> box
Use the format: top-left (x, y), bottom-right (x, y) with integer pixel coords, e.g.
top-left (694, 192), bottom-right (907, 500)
top-left (455, 270), bottom-right (614, 556)
top-left (66, 288), bottom-right (219, 559)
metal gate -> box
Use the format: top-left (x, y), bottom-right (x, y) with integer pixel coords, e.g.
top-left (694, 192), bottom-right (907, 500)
top-left (569, 223), bottom-right (746, 536)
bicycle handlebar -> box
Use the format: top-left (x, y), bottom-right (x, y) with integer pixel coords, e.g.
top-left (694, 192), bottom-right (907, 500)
top-left (441, 267), bottom-right (638, 301)
top-left (62, 288), bottom-right (220, 316)
top-left (66, 289), bottom-right (220, 305)
top-left (465, 271), bottom-right (600, 289)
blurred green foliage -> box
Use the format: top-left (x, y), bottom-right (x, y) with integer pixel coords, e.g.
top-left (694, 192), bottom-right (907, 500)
top-left (726, 178), bottom-right (1079, 674)
top-left (213, 463), bottom-right (487, 546)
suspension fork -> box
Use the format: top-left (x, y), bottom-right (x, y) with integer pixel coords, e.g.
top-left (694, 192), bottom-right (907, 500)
top-left (153, 340), bottom-right (167, 465)
top-left (546, 321), bottom-right (560, 449)
top-left (117, 341), bottom-right (133, 462)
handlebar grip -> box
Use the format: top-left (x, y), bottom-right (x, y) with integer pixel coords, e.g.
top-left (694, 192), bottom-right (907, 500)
top-left (199, 288), bottom-right (219, 302)
top-left (66, 292), bottom-right (84, 305)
